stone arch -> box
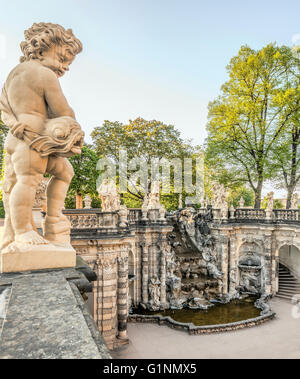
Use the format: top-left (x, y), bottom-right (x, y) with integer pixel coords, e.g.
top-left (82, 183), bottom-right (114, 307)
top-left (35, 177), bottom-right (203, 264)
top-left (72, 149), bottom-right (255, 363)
top-left (278, 243), bottom-right (300, 279)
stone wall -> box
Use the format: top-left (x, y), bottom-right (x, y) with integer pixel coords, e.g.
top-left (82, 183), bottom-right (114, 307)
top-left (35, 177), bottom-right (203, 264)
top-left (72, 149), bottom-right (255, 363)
top-left (64, 208), bottom-right (172, 349)
top-left (212, 223), bottom-right (300, 296)
top-left (64, 207), bottom-right (300, 349)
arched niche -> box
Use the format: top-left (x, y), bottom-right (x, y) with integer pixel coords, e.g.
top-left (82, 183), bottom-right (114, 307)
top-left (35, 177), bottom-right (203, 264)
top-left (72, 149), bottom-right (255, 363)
top-left (279, 244), bottom-right (300, 279)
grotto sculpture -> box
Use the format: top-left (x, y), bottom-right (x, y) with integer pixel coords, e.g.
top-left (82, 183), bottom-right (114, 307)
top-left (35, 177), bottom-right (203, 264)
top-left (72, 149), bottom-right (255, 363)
top-left (148, 275), bottom-right (161, 311)
top-left (0, 23), bottom-right (84, 272)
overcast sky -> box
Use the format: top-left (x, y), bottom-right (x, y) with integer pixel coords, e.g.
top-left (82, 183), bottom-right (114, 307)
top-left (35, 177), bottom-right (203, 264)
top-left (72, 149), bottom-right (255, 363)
top-left (1, 0), bottom-right (300, 196)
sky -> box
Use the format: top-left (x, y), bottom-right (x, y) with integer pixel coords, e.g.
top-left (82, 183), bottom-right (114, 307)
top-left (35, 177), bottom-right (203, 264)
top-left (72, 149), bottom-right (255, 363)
top-left (1, 0), bottom-right (300, 196)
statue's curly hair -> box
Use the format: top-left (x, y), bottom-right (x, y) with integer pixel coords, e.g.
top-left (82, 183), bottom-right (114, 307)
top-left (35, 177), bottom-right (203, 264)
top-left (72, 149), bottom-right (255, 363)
top-left (20, 22), bottom-right (82, 63)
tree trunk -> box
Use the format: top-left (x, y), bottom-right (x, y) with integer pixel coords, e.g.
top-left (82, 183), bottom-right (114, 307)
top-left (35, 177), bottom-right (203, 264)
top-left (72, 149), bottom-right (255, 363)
top-left (254, 180), bottom-right (263, 209)
top-left (286, 127), bottom-right (299, 209)
top-left (286, 184), bottom-right (296, 209)
top-left (76, 194), bottom-right (83, 209)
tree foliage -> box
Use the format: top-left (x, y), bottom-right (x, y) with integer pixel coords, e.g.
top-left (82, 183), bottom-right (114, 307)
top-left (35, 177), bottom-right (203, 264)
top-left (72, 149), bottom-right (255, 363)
top-left (91, 117), bottom-right (196, 201)
top-left (65, 145), bottom-right (100, 208)
top-left (206, 44), bottom-right (300, 208)
top-left (269, 119), bottom-right (300, 208)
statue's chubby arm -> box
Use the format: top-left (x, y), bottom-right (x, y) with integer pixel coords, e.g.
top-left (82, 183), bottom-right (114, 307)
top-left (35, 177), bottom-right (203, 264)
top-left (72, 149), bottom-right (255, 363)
top-left (42, 67), bottom-right (75, 119)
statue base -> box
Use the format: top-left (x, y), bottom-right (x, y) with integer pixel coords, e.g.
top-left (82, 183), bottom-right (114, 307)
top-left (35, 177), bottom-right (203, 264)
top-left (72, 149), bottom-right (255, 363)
top-left (0, 244), bottom-right (76, 273)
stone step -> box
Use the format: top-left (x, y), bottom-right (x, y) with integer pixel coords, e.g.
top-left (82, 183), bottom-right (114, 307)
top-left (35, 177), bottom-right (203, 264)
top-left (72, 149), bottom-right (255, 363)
top-left (276, 293), bottom-right (293, 300)
top-left (277, 290), bottom-right (299, 297)
top-left (277, 290), bottom-right (296, 296)
top-left (278, 273), bottom-right (294, 278)
top-left (278, 288), bottom-right (299, 294)
top-left (279, 283), bottom-right (300, 288)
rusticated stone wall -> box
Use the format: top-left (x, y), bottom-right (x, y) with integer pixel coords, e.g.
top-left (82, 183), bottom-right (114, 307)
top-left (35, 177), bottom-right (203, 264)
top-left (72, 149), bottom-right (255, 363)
top-left (64, 208), bottom-right (300, 349)
top-left (65, 208), bottom-right (172, 350)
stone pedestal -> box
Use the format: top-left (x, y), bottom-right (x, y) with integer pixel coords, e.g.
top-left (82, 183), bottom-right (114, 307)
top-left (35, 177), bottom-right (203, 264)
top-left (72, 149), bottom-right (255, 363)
top-left (0, 245), bottom-right (76, 273)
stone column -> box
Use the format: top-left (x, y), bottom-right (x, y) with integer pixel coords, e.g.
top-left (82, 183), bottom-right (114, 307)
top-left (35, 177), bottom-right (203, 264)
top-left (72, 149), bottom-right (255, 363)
top-left (221, 240), bottom-right (228, 294)
top-left (117, 253), bottom-right (129, 340)
top-left (160, 250), bottom-right (167, 308)
top-left (271, 234), bottom-right (279, 294)
top-left (141, 244), bottom-right (149, 305)
top-left (229, 232), bottom-right (238, 295)
top-left (96, 255), bottom-right (118, 350)
top-left (263, 234), bottom-right (272, 295)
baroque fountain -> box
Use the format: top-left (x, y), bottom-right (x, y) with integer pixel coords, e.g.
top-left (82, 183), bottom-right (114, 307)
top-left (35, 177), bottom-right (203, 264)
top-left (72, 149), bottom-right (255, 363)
top-left (132, 183), bottom-right (274, 332)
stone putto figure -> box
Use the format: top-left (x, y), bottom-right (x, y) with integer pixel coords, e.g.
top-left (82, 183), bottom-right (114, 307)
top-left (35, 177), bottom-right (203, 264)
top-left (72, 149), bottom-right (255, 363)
top-left (0, 23), bottom-right (84, 263)
top-left (148, 275), bottom-right (161, 310)
top-left (97, 178), bottom-right (121, 212)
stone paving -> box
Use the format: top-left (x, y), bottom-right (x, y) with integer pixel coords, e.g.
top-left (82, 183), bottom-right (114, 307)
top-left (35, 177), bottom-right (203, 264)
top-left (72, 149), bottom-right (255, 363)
top-left (112, 297), bottom-right (300, 359)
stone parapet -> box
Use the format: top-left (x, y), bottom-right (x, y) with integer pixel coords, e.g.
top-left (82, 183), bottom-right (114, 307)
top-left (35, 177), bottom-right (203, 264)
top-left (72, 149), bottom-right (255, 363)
top-left (0, 266), bottom-right (111, 359)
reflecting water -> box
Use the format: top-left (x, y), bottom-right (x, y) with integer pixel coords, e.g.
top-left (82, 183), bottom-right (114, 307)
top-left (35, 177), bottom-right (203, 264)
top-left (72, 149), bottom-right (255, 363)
top-left (132, 297), bottom-right (260, 326)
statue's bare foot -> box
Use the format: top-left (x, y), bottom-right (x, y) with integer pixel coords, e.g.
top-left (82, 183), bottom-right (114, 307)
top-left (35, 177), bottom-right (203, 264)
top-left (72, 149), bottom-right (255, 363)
top-left (15, 230), bottom-right (50, 245)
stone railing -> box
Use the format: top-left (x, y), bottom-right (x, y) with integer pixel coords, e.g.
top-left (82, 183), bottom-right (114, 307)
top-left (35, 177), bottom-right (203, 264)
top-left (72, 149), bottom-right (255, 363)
top-left (128, 209), bottom-right (142, 224)
top-left (63, 206), bottom-right (300, 230)
top-left (273, 209), bottom-right (300, 222)
top-left (232, 208), bottom-right (300, 224)
top-left (63, 209), bottom-right (119, 229)
top-left (234, 208), bottom-right (266, 222)
top-left (63, 206), bottom-right (167, 231)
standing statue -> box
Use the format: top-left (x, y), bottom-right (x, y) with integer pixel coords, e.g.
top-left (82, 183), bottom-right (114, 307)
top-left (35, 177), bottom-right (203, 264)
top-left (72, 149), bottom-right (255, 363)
top-left (239, 197), bottom-right (245, 208)
top-left (211, 183), bottom-right (228, 218)
top-left (147, 180), bottom-right (161, 209)
top-left (0, 23), bottom-right (84, 269)
top-left (97, 178), bottom-right (120, 212)
top-left (148, 275), bottom-right (161, 310)
top-left (291, 193), bottom-right (299, 209)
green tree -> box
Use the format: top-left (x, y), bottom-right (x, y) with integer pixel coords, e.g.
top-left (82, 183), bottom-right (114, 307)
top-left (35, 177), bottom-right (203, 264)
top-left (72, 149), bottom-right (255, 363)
top-left (269, 119), bottom-right (300, 209)
top-left (66, 146), bottom-right (100, 208)
top-left (206, 44), bottom-right (300, 208)
top-left (227, 186), bottom-right (255, 208)
top-left (91, 117), bottom-right (196, 203)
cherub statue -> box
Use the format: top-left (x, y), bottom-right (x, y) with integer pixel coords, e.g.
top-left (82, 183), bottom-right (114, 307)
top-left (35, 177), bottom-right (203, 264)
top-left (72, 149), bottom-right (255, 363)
top-left (0, 23), bottom-right (84, 254)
